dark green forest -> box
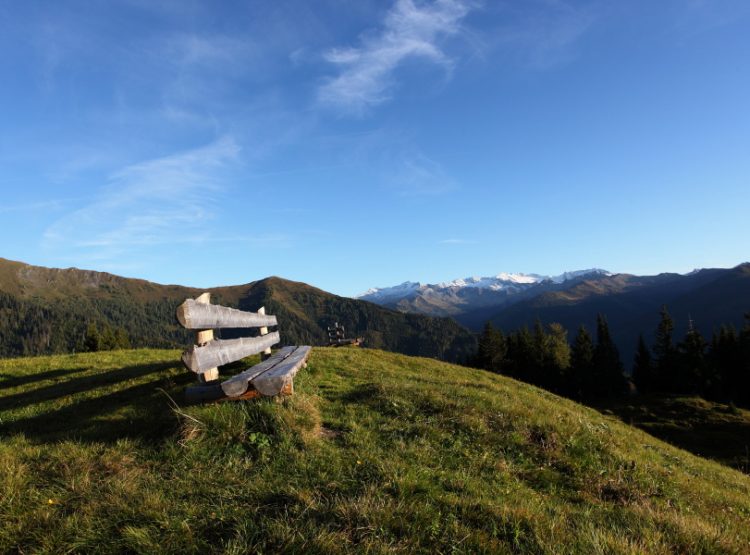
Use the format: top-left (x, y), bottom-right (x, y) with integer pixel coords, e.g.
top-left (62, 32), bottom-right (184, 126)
top-left (472, 306), bottom-right (750, 407)
top-left (0, 277), bottom-right (476, 363)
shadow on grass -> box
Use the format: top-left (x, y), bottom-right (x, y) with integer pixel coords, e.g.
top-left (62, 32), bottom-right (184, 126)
top-left (0, 364), bottom-right (195, 445)
top-left (598, 395), bottom-right (750, 474)
top-left (0, 367), bottom-right (91, 390)
top-left (0, 362), bottom-right (178, 412)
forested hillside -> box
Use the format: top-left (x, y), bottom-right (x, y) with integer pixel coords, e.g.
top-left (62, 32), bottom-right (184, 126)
top-left (0, 258), bottom-right (476, 362)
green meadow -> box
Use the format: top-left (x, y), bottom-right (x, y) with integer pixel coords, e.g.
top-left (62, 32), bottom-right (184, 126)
top-left (1, 348), bottom-right (749, 554)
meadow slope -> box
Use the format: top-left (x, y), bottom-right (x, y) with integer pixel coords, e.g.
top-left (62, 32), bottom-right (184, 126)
top-left (1, 348), bottom-right (749, 554)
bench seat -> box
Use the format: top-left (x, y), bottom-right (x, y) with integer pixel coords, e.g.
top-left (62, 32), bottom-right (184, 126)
top-left (185, 346), bottom-right (311, 403)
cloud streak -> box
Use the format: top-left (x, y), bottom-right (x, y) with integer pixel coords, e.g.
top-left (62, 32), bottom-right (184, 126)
top-left (438, 238), bottom-right (476, 245)
top-left (43, 137), bottom-right (240, 260)
top-left (318, 0), bottom-right (473, 114)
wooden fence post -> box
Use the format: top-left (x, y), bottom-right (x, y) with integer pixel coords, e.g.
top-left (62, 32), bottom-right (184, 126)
top-left (258, 306), bottom-right (272, 361)
top-left (195, 293), bottom-right (219, 383)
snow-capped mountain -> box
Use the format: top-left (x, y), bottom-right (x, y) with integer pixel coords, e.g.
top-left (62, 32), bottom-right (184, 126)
top-left (355, 269), bottom-right (611, 318)
top-left (359, 269), bottom-right (609, 302)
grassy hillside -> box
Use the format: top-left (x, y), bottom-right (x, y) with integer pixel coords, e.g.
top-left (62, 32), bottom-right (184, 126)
top-left (2, 349), bottom-right (749, 553)
top-left (597, 395), bottom-right (750, 474)
top-left (0, 258), bottom-right (476, 362)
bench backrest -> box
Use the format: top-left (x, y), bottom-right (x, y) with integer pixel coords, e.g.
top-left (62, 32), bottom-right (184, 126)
top-left (176, 293), bottom-right (280, 379)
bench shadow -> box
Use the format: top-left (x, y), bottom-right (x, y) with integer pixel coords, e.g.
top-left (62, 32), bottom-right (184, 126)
top-left (0, 367), bottom-right (91, 390)
top-left (0, 362), bottom-right (178, 412)
top-left (0, 363), bottom-right (195, 445)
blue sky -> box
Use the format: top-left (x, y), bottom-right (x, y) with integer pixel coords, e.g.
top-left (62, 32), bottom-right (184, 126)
top-left (1, 0), bottom-right (749, 296)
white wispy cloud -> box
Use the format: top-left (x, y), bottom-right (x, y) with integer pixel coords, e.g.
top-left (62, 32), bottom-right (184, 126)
top-left (43, 137), bottom-right (240, 259)
top-left (388, 150), bottom-right (458, 196)
top-left (318, 0), bottom-right (473, 114)
top-left (483, 0), bottom-right (598, 69)
top-left (0, 199), bottom-right (72, 214)
top-left (438, 238), bottom-right (475, 245)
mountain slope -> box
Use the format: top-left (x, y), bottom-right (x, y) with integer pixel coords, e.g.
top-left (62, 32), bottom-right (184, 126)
top-left (357, 269), bottom-right (610, 318)
top-left (1, 347), bottom-right (749, 553)
top-left (487, 265), bottom-right (750, 362)
top-left (0, 258), bottom-right (476, 362)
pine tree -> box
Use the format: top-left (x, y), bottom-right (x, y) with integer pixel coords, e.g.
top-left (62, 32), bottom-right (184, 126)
top-left (653, 305), bottom-right (676, 391)
top-left (677, 320), bottom-right (709, 394)
top-left (592, 314), bottom-right (626, 398)
top-left (545, 322), bottom-right (571, 393)
top-left (114, 327), bottom-right (131, 350)
top-left (632, 334), bottom-right (655, 394)
top-left (531, 319), bottom-right (547, 383)
top-left (84, 323), bottom-right (101, 352)
top-left (737, 313), bottom-right (750, 406)
top-left (570, 325), bottom-right (594, 399)
top-left (506, 327), bottom-right (534, 382)
top-left (99, 323), bottom-right (117, 350)
top-left (476, 322), bottom-right (506, 373)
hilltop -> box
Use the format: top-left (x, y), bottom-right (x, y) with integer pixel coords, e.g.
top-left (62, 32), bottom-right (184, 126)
top-left (0, 258), bottom-right (475, 362)
top-left (1, 347), bottom-right (749, 553)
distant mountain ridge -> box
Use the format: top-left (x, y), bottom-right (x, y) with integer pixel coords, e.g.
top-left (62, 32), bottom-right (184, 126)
top-left (356, 269), bottom-right (611, 318)
top-left (358, 263), bottom-right (750, 364)
top-left (0, 258), bottom-right (476, 361)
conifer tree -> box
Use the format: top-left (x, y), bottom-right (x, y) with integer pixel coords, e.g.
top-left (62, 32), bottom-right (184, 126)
top-left (99, 323), bottom-right (117, 350)
top-left (632, 334), bottom-right (655, 394)
top-left (545, 322), bottom-right (571, 392)
top-left (653, 305), bottom-right (676, 390)
top-left (677, 321), bottom-right (709, 394)
top-left (114, 327), bottom-right (131, 350)
top-left (476, 321), bottom-right (506, 373)
top-left (737, 313), bottom-right (750, 405)
top-left (506, 327), bottom-right (534, 382)
top-left (84, 323), bottom-right (100, 352)
top-left (592, 314), bottom-right (626, 397)
top-left (570, 325), bottom-right (594, 399)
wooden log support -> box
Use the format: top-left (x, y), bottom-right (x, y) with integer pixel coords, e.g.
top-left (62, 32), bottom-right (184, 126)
top-left (182, 332), bottom-right (281, 374)
top-left (258, 306), bottom-right (272, 360)
top-left (177, 299), bottom-right (277, 330)
top-left (194, 293), bottom-right (219, 383)
top-left (177, 293), bottom-right (308, 402)
top-left (252, 346), bottom-right (311, 396)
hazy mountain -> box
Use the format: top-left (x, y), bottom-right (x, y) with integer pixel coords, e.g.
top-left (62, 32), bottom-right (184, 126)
top-left (356, 269), bottom-right (611, 319)
top-left (0, 258), bottom-right (476, 362)
top-left (358, 264), bottom-right (750, 363)
top-left (485, 265), bottom-right (750, 362)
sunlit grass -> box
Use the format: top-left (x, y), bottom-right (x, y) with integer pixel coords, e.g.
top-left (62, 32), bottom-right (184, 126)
top-left (1, 348), bottom-right (749, 553)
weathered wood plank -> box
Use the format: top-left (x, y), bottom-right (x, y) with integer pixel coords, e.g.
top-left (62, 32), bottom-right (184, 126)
top-left (220, 346), bottom-right (296, 397)
top-left (251, 346), bottom-right (311, 396)
top-left (182, 332), bottom-right (281, 374)
top-left (195, 293), bottom-right (219, 382)
top-left (176, 298), bottom-right (278, 330)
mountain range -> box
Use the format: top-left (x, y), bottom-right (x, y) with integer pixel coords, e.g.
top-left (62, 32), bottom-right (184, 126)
top-left (358, 264), bottom-right (750, 362)
top-left (356, 269), bottom-right (611, 321)
top-left (0, 258), bottom-right (476, 361)
top-left (4, 256), bottom-right (749, 368)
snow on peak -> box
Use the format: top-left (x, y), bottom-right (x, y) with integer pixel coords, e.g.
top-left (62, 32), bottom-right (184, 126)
top-left (356, 269), bottom-right (610, 300)
top-left (550, 269), bottom-right (611, 284)
top-left (357, 281), bottom-right (421, 299)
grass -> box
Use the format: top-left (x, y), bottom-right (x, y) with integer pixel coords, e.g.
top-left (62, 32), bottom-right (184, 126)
top-left (596, 395), bottom-right (750, 474)
top-left (1, 347), bottom-right (750, 554)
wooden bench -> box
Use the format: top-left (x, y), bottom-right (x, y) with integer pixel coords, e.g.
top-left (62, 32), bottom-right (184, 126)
top-left (176, 293), bottom-right (311, 403)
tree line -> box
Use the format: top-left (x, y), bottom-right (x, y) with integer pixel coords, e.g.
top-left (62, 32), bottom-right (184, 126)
top-left (472, 306), bottom-right (750, 407)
